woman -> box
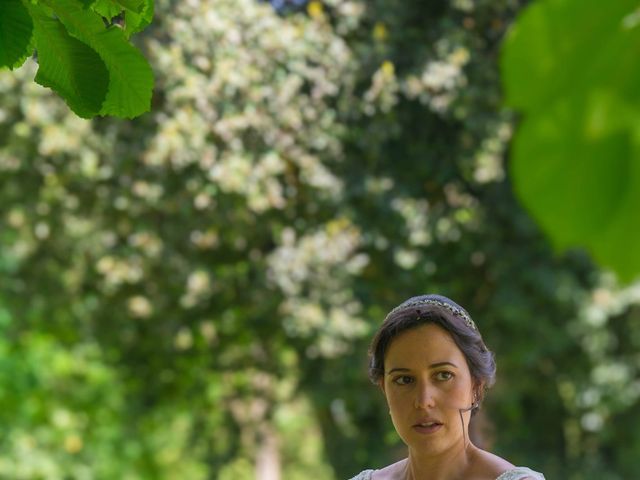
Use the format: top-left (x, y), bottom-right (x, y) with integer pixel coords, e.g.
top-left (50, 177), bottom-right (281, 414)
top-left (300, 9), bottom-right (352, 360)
top-left (349, 294), bottom-right (545, 480)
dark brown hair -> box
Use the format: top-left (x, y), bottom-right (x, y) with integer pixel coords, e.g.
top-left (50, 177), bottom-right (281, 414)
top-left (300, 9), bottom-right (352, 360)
top-left (368, 294), bottom-right (496, 413)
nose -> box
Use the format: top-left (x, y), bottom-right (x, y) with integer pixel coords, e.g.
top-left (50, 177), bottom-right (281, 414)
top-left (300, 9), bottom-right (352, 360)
top-left (414, 381), bottom-right (436, 410)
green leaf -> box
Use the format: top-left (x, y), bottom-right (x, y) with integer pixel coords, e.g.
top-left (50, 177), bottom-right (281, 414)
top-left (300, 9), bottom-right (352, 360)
top-left (92, 0), bottom-right (125, 20)
top-left (91, 0), bottom-right (145, 20)
top-left (26, 2), bottom-right (109, 118)
top-left (116, 0), bottom-right (145, 14)
top-left (510, 94), bottom-right (640, 279)
top-left (501, 0), bottom-right (639, 113)
top-left (93, 27), bottom-right (154, 117)
top-left (44, 0), bottom-right (153, 118)
top-left (0, 0), bottom-right (34, 69)
top-left (124, 0), bottom-right (153, 38)
top-left (502, 0), bottom-right (640, 281)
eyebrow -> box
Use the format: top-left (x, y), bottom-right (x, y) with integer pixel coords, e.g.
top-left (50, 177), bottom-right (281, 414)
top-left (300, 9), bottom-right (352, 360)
top-left (386, 361), bottom-right (459, 375)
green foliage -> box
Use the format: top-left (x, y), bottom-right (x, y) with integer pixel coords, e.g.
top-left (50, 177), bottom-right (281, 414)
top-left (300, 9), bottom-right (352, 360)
top-left (0, 0), bottom-right (639, 479)
top-left (0, 0), bottom-right (33, 69)
top-left (0, 0), bottom-right (153, 118)
top-left (42, 0), bottom-right (153, 118)
top-left (0, 304), bottom-right (141, 478)
top-left (121, 0), bottom-right (154, 37)
top-left (502, 0), bottom-right (640, 282)
top-left (26, 3), bottom-right (109, 117)
top-left (90, 0), bottom-right (154, 38)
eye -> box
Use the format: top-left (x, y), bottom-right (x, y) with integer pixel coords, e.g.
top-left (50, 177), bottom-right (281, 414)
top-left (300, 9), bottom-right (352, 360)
top-left (393, 375), bottom-right (414, 386)
top-left (434, 371), bottom-right (454, 382)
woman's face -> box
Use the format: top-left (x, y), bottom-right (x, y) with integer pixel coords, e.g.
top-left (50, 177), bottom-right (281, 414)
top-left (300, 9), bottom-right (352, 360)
top-left (382, 323), bottom-right (476, 457)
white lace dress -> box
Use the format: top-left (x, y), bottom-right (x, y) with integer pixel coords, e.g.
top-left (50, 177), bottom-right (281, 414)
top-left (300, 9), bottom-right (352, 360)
top-left (348, 466), bottom-right (545, 480)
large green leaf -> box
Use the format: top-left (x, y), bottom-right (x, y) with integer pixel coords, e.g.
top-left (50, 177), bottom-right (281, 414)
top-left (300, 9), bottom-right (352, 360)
top-left (502, 0), bottom-right (640, 281)
top-left (43, 0), bottom-right (153, 118)
top-left (92, 26), bottom-right (153, 117)
top-left (26, 2), bottom-right (109, 118)
top-left (0, 0), bottom-right (33, 69)
top-left (502, 0), bottom-right (639, 113)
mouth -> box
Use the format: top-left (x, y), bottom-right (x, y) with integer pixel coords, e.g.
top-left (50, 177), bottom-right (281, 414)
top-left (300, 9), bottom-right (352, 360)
top-left (412, 421), bottom-right (443, 434)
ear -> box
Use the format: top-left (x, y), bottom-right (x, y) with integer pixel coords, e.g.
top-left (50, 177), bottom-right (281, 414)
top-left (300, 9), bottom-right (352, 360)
top-left (473, 380), bottom-right (485, 402)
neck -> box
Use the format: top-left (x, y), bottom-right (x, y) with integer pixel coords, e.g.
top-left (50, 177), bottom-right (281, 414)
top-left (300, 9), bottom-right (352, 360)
top-left (404, 441), bottom-right (477, 480)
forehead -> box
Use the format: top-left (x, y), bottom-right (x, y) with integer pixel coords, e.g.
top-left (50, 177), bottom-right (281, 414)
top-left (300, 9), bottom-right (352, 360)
top-left (384, 323), bottom-right (466, 367)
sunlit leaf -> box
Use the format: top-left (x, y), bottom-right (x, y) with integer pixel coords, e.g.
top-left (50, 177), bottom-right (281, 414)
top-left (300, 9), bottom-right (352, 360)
top-left (43, 0), bottom-right (153, 118)
top-left (27, 3), bottom-right (108, 118)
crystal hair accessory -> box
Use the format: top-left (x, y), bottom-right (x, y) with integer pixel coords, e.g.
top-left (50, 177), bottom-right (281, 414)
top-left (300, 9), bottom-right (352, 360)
top-left (385, 297), bottom-right (477, 331)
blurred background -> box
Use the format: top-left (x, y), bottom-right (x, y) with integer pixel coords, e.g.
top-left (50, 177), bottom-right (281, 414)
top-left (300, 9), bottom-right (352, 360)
top-left (1, 0), bottom-right (639, 479)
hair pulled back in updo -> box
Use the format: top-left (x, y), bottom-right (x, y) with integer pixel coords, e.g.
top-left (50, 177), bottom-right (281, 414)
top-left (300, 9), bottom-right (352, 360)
top-left (368, 294), bottom-right (496, 412)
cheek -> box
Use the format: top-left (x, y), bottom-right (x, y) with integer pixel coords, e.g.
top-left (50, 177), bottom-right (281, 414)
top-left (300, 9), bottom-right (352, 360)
top-left (385, 386), bottom-right (410, 411)
top-left (447, 377), bottom-right (474, 405)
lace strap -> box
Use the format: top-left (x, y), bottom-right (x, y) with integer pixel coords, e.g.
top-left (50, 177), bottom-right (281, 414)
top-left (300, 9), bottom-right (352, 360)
top-left (347, 469), bottom-right (375, 480)
top-left (495, 466), bottom-right (545, 480)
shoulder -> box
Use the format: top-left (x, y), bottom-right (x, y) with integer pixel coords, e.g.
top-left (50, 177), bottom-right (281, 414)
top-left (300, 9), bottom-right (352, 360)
top-left (470, 448), bottom-right (545, 480)
top-left (468, 448), bottom-right (544, 479)
top-left (469, 447), bottom-right (516, 478)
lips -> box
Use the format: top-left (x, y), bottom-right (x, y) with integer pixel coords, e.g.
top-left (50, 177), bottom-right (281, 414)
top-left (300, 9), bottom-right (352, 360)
top-left (413, 418), bottom-right (442, 428)
top-left (415, 421), bottom-right (441, 427)
top-left (412, 419), bottom-right (443, 434)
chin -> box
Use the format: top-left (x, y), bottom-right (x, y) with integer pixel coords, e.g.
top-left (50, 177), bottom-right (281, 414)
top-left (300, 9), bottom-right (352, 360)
top-left (401, 430), bottom-right (457, 455)
top-left (407, 441), bottom-right (447, 457)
